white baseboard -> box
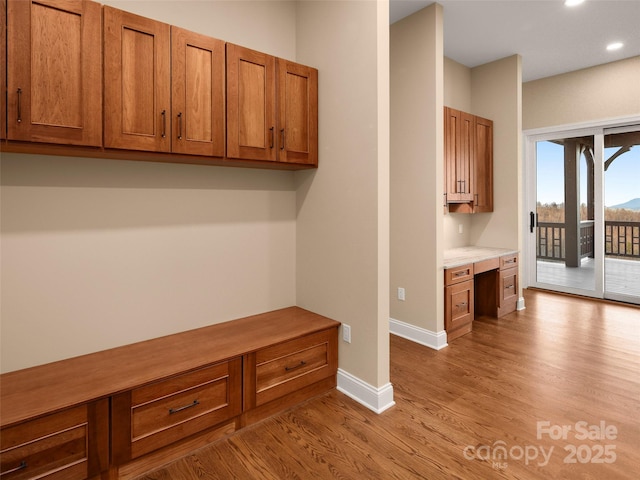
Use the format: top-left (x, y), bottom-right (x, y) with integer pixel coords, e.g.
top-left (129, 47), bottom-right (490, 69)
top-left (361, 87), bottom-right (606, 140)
top-left (389, 317), bottom-right (448, 350)
top-left (336, 368), bottom-right (395, 414)
top-left (517, 296), bottom-right (526, 311)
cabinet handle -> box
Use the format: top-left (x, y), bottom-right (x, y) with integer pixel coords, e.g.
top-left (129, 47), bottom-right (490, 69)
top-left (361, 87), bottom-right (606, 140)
top-left (16, 88), bottom-right (22, 123)
top-left (456, 302), bottom-right (467, 307)
top-left (280, 128), bottom-right (285, 150)
top-left (161, 110), bottom-right (167, 138)
top-left (269, 127), bottom-right (274, 149)
top-left (454, 271), bottom-right (467, 277)
top-left (285, 360), bottom-right (306, 372)
top-left (1, 460), bottom-right (27, 476)
top-left (443, 193), bottom-right (447, 207)
top-left (506, 285), bottom-right (514, 289)
top-left (177, 112), bottom-right (183, 140)
top-left (169, 399), bottom-right (199, 414)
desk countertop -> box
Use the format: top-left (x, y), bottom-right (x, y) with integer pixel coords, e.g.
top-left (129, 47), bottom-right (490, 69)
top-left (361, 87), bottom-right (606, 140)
top-left (443, 246), bottom-right (518, 269)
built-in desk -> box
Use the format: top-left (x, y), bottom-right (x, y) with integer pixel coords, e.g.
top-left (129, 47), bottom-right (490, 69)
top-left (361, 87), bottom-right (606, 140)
top-left (444, 247), bottom-right (519, 341)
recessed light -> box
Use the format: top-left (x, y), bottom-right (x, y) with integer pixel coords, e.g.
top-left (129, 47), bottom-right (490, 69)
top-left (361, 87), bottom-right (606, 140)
top-left (565, 0), bottom-right (585, 6)
top-left (607, 42), bottom-right (624, 51)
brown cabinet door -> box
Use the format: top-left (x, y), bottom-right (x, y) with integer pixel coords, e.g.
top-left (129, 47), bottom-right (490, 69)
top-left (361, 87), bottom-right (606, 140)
top-left (7, 0), bottom-right (102, 146)
top-left (226, 43), bottom-right (276, 161)
top-left (171, 27), bottom-right (225, 157)
top-left (1, 0), bottom-right (6, 140)
top-left (104, 6), bottom-right (170, 152)
top-left (498, 266), bottom-right (518, 316)
top-left (277, 59), bottom-right (318, 166)
top-left (444, 107), bottom-right (474, 203)
top-left (445, 279), bottom-right (474, 340)
top-left (474, 115), bottom-right (493, 212)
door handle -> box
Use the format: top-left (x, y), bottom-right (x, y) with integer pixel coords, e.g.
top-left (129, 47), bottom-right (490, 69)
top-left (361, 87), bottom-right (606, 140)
top-left (530, 211), bottom-right (535, 233)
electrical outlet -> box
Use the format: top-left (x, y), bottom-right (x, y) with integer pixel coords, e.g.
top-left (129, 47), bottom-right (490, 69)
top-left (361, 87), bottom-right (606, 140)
top-left (398, 287), bottom-right (405, 301)
top-left (342, 324), bottom-right (352, 343)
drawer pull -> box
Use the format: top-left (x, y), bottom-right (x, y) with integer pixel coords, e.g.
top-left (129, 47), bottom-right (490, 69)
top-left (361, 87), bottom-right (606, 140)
top-left (454, 271), bottom-right (468, 277)
top-left (506, 285), bottom-right (514, 289)
top-left (1, 460), bottom-right (27, 476)
top-left (505, 259), bottom-right (515, 264)
top-left (285, 360), bottom-right (307, 372)
top-left (456, 302), bottom-right (467, 308)
top-left (169, 399), bottom-right (199, 415)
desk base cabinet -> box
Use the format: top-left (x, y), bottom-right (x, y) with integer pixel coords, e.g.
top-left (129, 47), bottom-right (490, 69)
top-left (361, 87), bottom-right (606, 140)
top-left (445, 253), bottom-right (519, 341)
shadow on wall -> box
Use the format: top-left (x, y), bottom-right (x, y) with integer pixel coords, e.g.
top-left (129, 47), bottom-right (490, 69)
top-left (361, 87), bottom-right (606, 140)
top-left (1, 154), bottom-right (297, 233)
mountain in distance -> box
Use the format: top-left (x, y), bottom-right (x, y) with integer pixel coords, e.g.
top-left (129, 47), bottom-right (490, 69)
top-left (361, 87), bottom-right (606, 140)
top-left (608, 198), bottom-right (640, 211)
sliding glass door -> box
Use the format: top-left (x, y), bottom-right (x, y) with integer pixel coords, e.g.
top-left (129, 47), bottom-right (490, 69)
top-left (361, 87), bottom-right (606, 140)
top-left (526, 122), bottom-right (640, 305)
top-left (603, 127), bottom-right (640, 303)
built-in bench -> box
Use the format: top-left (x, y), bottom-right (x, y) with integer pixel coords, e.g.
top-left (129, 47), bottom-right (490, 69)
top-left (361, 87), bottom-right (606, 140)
top-left (0, 307), bottom-right (340, 479)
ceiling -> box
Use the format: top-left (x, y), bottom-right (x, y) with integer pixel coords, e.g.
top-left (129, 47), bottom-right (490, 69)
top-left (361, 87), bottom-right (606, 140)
top-left (390, 0), bottom-right (640, 82)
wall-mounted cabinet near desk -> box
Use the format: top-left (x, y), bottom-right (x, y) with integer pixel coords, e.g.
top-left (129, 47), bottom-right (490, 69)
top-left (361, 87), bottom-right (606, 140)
top-left (444, 107), bottom-right (493, 213)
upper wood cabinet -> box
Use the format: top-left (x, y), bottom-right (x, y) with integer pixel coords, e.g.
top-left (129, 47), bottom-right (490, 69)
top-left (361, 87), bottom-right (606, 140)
top-left (103, 8), bottom-right (225, 156)
top-left (226, 44), bottom-right (276, 162)
top-left (444, 106), bottom-right (493, 213)
top-left (103, 6), bottom-right (171, 153)
top-left (277, 59), bottom-right (318, 166)
top-left (1, 0), bottom-right (6, 140)
top-left (171, 27), bottom-right (225, 157)
top-left (444, 108), bottom-right (474, 203)
top-left (6, 0), bottom-right (102, 146)
top-left (473, 115), bottom-right (494, 213)
top-left (227, 44), bottom-right (318, 166)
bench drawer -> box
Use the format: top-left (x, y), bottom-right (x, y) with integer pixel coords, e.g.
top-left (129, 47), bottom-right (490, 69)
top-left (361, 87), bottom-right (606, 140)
top-left (112, 358), bottom-right (242, 461)
top-left (0, 405), bottom-right (88, 480)
top-left (249, 329), bottom-right (338, 408)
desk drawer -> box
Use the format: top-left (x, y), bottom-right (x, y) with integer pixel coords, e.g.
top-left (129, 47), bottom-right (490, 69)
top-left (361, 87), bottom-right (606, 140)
top-left (500, 253), bottom-right (518, 270)
top-left (253, 329), bottom-right (338, 407)
top-left (0, 406), bottom-right (88, 480)
top-left (445, 264), bottom-right (474, 286)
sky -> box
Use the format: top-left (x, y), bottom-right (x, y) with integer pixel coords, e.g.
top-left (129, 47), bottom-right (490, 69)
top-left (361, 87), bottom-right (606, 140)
top-left (536, 140), bottom-right (640, 207)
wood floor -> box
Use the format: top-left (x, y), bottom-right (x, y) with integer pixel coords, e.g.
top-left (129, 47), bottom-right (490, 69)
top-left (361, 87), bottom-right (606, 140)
top-left (137, 289), bottom-right (640, 479)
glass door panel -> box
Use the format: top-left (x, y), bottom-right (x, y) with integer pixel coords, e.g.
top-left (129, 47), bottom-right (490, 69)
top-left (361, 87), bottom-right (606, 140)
top-left (603, 128), bottom-right (640, 304)
top-left (535, 136), bottom-right (597, 294)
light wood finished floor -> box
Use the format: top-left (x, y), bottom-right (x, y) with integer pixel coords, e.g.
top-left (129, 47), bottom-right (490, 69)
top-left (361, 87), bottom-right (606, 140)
top-left (137, 289), bottom-right (640, 479)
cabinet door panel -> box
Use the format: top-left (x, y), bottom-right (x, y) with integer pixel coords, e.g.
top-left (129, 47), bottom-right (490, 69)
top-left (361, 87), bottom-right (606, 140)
top-left (474, 116), bottom-right (493, 212)
top-left (226, 44), bottom-right (276, 161)
top-left (277, 60), bottom-right (318, 165)
top-left (104, 6), bottom-right (170, 152)
top-left (171, 27), bottom-right (225, 156)
top-left (444, 107), bottom-right (474, 203)
top-left (1, 0), bottom-right (6, 140)
top-left (445, 280), bottom-right (474, 341)
top-left (7, 0), bottom-right (101, 146)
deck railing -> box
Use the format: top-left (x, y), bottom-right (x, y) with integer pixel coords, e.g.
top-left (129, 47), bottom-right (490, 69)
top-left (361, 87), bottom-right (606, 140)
top-left (536, 220), bottom-right (640, 261)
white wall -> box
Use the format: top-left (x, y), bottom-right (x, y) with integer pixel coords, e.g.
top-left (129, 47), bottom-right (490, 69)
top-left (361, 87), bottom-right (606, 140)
top-left (523, 56), bottom-right (640, 130)
top-left (295, 0), bottom-right (390, 390)
top-left (390, 4), bottom-right (444, 334)
top-left (469, 55), bottom-right (522, 252)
